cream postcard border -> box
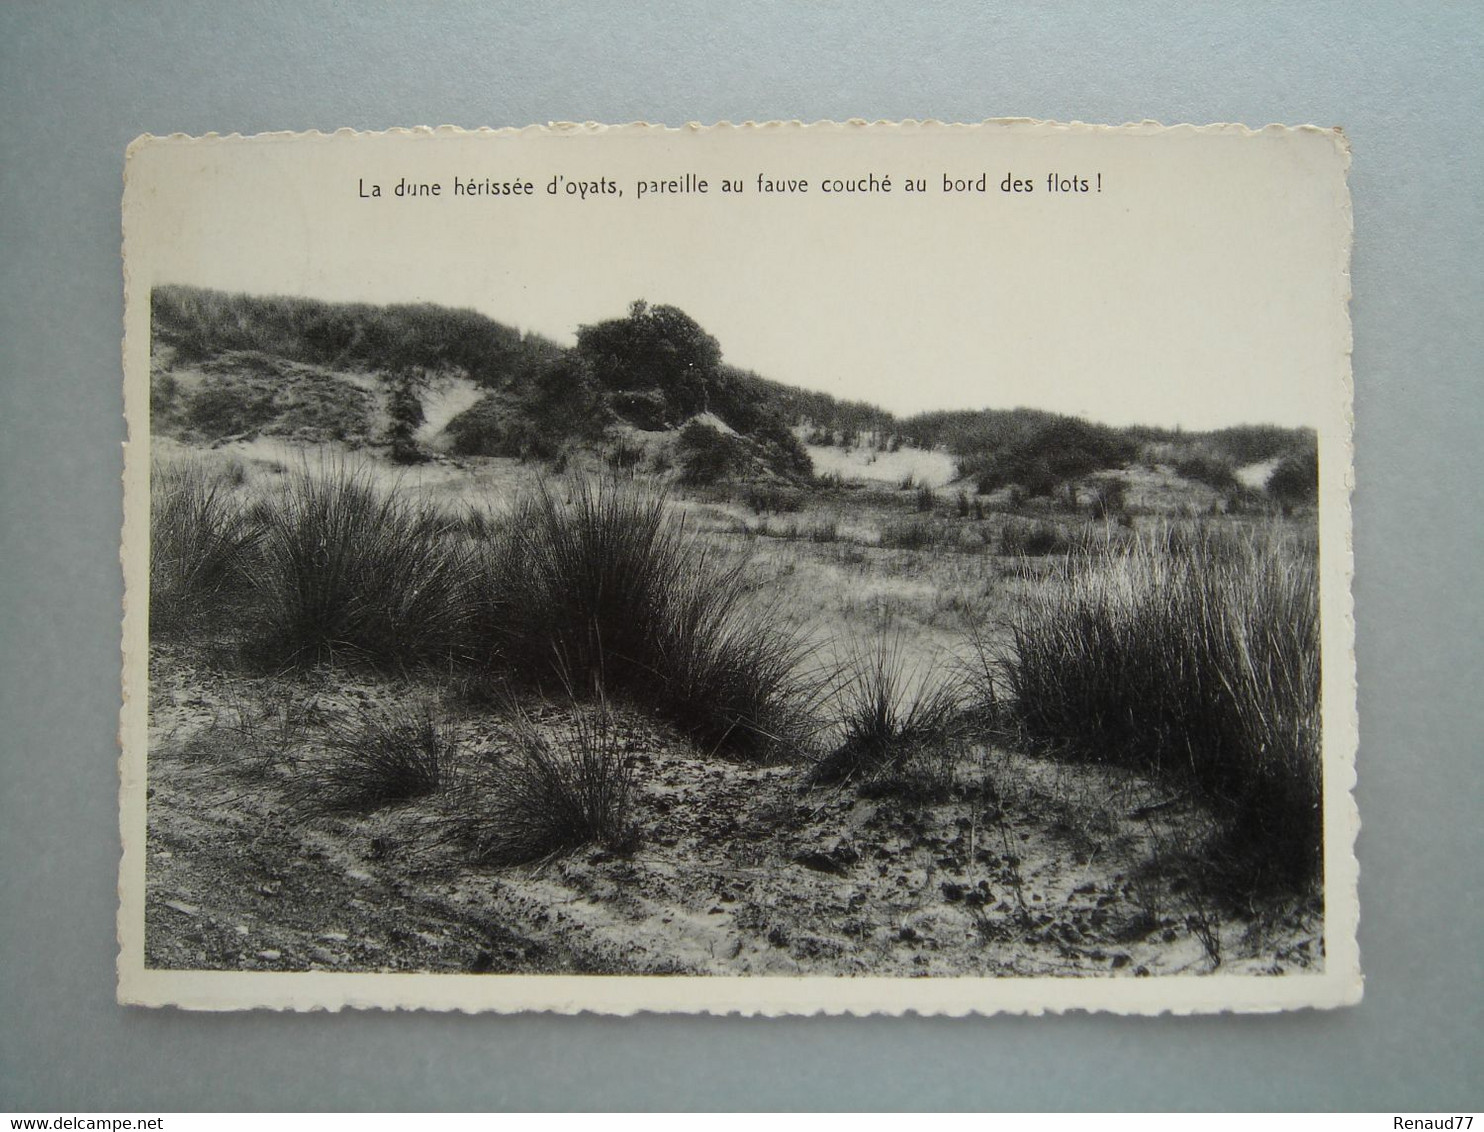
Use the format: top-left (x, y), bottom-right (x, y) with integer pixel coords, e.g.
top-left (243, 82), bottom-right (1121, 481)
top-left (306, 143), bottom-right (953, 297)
top-left (118, 120), bottom-right (1360, 1014)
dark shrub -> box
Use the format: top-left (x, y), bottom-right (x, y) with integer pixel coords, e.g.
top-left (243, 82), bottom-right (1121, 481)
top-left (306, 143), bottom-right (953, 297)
top-left (1267, 444), bottom-right (1319, 506)
top-left (445, 393), bottom-right (511, 456)
top-left (741, 483), bottom-right (805, 514)
top-left (998, 519), bottom-right (1069, 557)
top-left (152, 284), bottom-right (548, 388)
top-left (1208, 424), bottom-right (1309, 466)
top-left (605, 436), bottom-right (646, 471)
top-left (969, 418), bottom-right (1139, 496)
top-left (150, 370), bottom-right (183, 432)
top-left (748, 415), bottom-right (814, 481)
top-left (1090, 479), bottom-right (1129, 521)
top-left (442, 352), bottom-right (609, 460)
top-left (675, 421), bottom-right (742, 485)
top-left (385, 372), bottom-right (428, 464)
top-left (1174, 451), bottom-right (1240, 492)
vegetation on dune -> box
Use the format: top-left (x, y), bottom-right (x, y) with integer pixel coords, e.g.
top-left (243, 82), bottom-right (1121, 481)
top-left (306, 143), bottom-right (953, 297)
top-left (152, 284), bottom-right (1318, 510)
top-left (1266, 441), bottom-right (1319, 506)
top-left (675, 420), bottom-right (743, 485)
top-left (964, 418), bottom-right (1141, 497)
top-left (446, 353), bottom-right (611, 462)
top-left (153, 284), bottom-right (560, 388)
top-left (572, 300), bottom-right (812, 481)
top-left (384, 371), bottom-right (429, 464)
top-left (811, 634), bottom-right (963, 791)
top-left (997, 518), bottom-right (1072, 557)
top-left (987, 526), bottom-right (1322, 895)
top-left (475, 476), bottom-right (813, 760)
top-left (311, 699), bottom-right (456, 813)
top-left (151, 463), bottom-right (812, 760)
top-left (241, 465), bottom-right (476, 670)
top-left (1172, 449), bottom-right (1241, 492)
top-left (461, 700), bottom-right (637, 865)
top-left (154, 285), bottom-right (812, 482)
top-left (149, 458), bottom-right (258, 634)
top-left (576, 299), bottom-right (721, 422)
top-left (157, 351), bottom-right (379, 445)
top-left (898, 406), bottom-right (1058, 457)
top-left (1208, 424), bottom-right (1312, 467)
top-left (146, 285), bottom-right (1332, 905)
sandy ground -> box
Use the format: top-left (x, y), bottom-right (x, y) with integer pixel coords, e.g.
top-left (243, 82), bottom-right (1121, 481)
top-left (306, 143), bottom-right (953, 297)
top-left (144, 648), bottom-right (1323, 978)
top-left (806, 442), bottom-right (959, 488)
top-left (1237, 458), bottom-right (1280, 489)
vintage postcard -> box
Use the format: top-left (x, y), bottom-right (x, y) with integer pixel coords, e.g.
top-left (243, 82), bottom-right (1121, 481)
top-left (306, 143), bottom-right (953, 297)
top-left (119, 121), bottom-right (1358, 1014)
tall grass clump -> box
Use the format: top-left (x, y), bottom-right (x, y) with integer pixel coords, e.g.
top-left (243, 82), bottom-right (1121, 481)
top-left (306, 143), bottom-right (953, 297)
top-left (244, 464), bottom-right (474, 669)
top-left (648, 560), bottom-right (818, 758)
top-left (998, 518), bottom-right (1070, 557)
top-left (995, 526), bottom-right (1321, 893)
top-left (477, 476), bottom-right (811, 760)
top-left (149, 458), bottom-right (258, 635)
top-left (310, 698), bottom-right (455, 813)
top-left (811, 634), bottom-right (962, 789)
top-left (880, 518), bottom-right (938, 550)
top-left (464, 701), bottom-right (635, 865)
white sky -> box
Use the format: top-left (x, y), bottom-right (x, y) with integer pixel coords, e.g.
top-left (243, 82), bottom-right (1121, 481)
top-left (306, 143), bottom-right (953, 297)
top-left (127, 124), bottom-right (1351, 430)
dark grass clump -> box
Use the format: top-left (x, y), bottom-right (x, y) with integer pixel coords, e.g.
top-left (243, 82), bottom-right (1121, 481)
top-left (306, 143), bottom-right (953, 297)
top-left (1267, 444), bottom-right (1319, 507)
top-left (998, 518), bottom-right (1070, 557)
top-left (310, 698), bottom-right (455, 813)
top-left (464, 700), bottom-right (636, 865)
top-left (243, 464), bottom-right (475, 670)
top-left (149, 458), bottom-right (259, 635)
top-left (475, 476), bottom-right (812, 761)
top-left (879, 517), bottom-right (939, 551)
top-left (991, 525), bottom-right (1321, 895)
top-left (647, 560), bottom-right (820, 759)
top-left (741, 482), bottom-right (805, 514)
top-left (811, 634), bottom-right (963, 789)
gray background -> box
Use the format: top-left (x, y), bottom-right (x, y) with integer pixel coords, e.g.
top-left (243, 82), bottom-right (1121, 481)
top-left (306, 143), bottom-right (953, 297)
top-left (1, 1), bottom-right (1479, 1112)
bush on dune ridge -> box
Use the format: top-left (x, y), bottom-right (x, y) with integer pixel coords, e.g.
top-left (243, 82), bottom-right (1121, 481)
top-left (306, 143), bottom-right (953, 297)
top-left (991, 525), bottom-right (1322, 894)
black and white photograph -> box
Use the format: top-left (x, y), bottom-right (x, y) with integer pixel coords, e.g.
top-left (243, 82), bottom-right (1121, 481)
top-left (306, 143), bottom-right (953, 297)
top-left (118, 122), bottom-right (1358, 1013)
